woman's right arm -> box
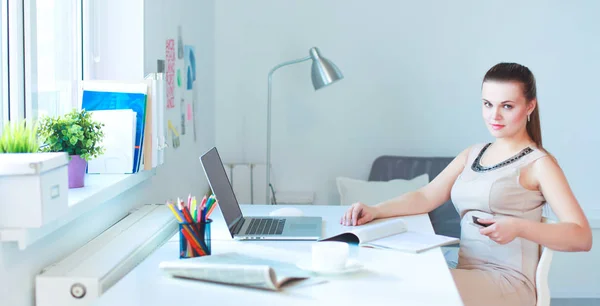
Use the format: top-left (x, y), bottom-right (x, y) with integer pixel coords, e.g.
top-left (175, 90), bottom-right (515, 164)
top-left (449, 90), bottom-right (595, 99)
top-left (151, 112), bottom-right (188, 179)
top-left (341, 146), bottom-right (471, 226)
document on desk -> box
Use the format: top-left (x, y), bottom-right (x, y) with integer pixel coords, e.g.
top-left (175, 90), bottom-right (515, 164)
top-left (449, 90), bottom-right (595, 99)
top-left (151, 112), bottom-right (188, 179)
top-left (159, 252), bottom-right (324, 291)
top-left (320, 217), bottom-right (408, 244)
top-left (321, 217), bottom-right (459, 253)
top-left (362, 231), bottom-right (459, 253)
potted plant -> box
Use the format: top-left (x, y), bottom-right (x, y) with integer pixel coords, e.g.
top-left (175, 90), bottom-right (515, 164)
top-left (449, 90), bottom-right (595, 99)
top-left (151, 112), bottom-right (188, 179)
top-left (38, 108), bottom-right (105, 188)
top-left (0, 120), bottom-right (40, 153)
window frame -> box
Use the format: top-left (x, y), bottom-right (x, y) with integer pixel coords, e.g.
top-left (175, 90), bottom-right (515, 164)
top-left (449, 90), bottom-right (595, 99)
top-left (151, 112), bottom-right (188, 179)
top-left (20, 0), bottom-right (84, 122)
top-left (1, 0), bottom-right (8, 129)
top-left (0, 0), bottom-right (155, 252)
top-left (7, 0), bottom-right (25, 122)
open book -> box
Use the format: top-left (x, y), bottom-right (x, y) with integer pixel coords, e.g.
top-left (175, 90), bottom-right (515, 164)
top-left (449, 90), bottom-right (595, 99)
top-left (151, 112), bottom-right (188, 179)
top-left (321, 217), bottom-right (459, 253)
top-left (159, 252), bottom-right (320, 291)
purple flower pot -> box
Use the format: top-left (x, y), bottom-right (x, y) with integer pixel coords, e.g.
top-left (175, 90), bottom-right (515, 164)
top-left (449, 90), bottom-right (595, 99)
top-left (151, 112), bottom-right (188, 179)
top-left (68, 155), bottom-right (87, 188)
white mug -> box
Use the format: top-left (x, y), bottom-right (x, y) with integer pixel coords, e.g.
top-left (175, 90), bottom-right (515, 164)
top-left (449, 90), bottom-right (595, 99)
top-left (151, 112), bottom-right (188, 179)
top-left (311, 241), bottom-right (349, 271)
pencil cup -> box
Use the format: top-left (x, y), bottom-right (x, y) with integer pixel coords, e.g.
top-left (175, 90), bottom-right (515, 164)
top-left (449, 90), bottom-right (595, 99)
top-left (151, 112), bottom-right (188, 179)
top-left (179, 219), bottom-right (212, 259)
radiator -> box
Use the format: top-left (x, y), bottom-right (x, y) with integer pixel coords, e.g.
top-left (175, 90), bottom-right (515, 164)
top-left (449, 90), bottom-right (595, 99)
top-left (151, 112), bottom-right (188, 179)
top-left (35, 204), bottom-right (177, 306)
top-left (223, 162), bottom-right (314, 205)
top-left (223, 162), bottom-right (266, 204)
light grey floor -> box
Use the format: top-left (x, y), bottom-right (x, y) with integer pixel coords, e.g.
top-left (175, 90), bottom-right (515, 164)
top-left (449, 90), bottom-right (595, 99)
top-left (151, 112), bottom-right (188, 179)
top-left (551, 298), bottom-right (600, 305)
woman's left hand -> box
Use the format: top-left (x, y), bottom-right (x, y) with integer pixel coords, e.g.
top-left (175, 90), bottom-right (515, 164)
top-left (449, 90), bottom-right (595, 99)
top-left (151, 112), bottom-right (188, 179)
top-left (478, 217), bottom-right (522, 245)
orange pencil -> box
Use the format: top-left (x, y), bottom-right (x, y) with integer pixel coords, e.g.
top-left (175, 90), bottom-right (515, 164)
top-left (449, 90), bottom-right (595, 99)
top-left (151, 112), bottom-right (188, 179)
top-left (206, 200), bottom-right (218, 219)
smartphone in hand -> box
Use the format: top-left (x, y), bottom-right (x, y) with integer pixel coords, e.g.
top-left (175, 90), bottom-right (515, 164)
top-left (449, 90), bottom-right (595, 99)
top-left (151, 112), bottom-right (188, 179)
top-left (471, 215), bottom-right (491, 228)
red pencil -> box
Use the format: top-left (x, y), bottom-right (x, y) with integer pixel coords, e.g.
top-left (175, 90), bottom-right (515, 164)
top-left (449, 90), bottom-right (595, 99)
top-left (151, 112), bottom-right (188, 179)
top-left (180, 225), bottom-right (205, 256)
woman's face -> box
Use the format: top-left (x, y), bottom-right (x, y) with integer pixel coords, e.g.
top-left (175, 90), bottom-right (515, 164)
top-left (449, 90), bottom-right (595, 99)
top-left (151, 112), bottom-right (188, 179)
top-left (481, 81), bottom-right (534, 139)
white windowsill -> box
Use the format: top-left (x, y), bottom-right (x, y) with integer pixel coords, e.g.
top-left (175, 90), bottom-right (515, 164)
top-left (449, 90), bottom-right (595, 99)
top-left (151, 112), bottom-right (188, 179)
top-left (0, 170), bottom-right (155, 250)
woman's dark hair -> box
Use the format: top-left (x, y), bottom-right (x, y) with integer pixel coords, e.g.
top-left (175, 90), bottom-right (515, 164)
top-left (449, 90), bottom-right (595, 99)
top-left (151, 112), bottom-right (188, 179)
top-left (483, 63), bottom-right (543, 149)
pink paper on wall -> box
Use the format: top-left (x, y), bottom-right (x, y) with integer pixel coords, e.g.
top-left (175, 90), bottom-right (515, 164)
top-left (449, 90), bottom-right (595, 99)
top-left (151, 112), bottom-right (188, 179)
top-left (165, 39), bottom-right (176, 108)
top-left (187, 103), bottom-right (192, 121)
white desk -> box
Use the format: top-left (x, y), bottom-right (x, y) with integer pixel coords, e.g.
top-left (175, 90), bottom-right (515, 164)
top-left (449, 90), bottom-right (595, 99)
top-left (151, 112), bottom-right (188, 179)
top-left (93, 205), bottom-right (464, 306)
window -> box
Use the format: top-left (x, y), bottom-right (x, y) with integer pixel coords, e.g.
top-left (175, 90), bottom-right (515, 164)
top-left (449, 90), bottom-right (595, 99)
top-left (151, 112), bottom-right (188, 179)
top-left (1, 0), bottom-right (8, 129)
top-left (27, 0), bottom-right (82, 120)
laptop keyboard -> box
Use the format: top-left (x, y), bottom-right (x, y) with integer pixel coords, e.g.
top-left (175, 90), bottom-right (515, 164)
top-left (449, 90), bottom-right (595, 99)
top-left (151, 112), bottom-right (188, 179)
top-left (232, 218), bottom-right (245, 235)
top-left (246, 218), bottom-right (286, 235)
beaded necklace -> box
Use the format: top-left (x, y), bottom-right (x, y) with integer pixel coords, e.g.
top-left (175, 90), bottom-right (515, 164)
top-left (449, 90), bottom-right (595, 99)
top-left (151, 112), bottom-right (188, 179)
top-left (471, 143), bottom-right (534, 172)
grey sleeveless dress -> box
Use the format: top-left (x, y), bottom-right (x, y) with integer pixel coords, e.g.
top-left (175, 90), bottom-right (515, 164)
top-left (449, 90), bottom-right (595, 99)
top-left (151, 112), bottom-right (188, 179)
top-left (449, 143), bottom-right (548, 306)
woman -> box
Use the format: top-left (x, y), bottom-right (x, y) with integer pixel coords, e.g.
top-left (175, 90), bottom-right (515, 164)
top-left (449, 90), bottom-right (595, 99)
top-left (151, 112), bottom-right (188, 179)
top-left (340, 63), bottom-right (592, 306)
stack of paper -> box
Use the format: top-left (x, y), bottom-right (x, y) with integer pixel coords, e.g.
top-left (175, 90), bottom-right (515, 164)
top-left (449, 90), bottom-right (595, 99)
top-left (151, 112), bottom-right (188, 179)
top-left (80, 81), bottom-right (148, 173)
top-left (143, 73), bottom-right (166, 170)
top-left (87, 110), bottom-right (136, 174)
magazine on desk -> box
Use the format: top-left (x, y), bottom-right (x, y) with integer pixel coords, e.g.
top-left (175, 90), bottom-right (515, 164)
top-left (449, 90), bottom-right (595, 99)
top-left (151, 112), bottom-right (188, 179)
top-left (159, 252), bottom-right (321, 291)
top-left (320, 217), bottom-right (460, 253)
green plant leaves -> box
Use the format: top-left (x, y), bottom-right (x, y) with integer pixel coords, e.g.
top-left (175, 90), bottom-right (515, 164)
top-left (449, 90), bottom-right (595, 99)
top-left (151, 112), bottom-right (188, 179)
top-left (37, 108), bottom-right (105, 161)
top-left (0, 121), bottom-right (40, 153)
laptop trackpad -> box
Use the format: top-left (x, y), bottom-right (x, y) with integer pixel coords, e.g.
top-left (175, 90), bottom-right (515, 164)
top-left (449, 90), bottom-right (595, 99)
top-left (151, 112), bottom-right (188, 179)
top-left (289, 223), bottom-right (318, 231)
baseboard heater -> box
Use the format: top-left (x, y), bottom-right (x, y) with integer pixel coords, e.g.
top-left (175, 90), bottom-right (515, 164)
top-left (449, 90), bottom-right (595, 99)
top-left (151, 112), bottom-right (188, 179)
top-left (35, 204), bottom-right (177, 306)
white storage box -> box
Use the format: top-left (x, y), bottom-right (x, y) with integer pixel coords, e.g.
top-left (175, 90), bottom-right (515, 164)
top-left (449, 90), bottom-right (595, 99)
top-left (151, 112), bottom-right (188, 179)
top-left (0, 152), bottom-right (69, 228)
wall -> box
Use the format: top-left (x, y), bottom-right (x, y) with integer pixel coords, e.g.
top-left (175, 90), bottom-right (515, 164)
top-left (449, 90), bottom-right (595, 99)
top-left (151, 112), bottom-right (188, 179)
top-left (0, 1), bottom-right (215, 305)
top-left (214, 0), bottom-right (600, 298)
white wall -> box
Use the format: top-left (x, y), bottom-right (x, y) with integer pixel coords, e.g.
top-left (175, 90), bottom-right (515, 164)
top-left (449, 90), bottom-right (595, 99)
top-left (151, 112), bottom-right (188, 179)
top-left (215, 0), bottom-right (600, 298)
top-left (0, 1), bottom-right (215, 305)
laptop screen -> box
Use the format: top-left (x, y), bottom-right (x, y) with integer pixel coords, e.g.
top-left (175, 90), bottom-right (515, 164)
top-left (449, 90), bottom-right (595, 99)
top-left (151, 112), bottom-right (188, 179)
top-left (199, 147), bottom-right (243, 234)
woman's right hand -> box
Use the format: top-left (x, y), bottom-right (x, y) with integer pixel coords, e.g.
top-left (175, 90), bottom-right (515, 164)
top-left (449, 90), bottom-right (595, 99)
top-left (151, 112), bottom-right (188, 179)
top-left (340, 202), bottom-right (378, 226)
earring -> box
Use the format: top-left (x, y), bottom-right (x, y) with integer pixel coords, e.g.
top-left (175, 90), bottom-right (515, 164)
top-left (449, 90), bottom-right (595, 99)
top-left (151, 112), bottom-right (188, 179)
top-left (527, 114), bottom-right (530, 122)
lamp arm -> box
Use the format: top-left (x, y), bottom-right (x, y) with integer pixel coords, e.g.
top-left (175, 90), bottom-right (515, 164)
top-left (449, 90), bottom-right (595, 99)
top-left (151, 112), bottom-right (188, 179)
top-left (266, 55), bottom-right (311, 204)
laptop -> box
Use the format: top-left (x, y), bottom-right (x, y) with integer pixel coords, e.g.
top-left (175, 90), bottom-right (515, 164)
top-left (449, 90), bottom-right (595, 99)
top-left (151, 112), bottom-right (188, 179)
top-left (199, 147), bottom-right (322, 240)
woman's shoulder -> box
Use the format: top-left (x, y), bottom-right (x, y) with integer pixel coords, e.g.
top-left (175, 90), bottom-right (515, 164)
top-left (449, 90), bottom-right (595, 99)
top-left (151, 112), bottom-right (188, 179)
top-left (455, 143), bottom-right (488, 166)
top-left (531, 149), bottom-right (559, 170)
top-left (527, 145), bottom-right (557, 164)
top-left (461, 142), bottom-right (489, 158)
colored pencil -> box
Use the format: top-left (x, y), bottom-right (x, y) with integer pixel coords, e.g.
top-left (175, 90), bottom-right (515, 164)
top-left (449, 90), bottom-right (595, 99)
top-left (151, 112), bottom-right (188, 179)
top-left (206, 200), bottom-right (218, 219)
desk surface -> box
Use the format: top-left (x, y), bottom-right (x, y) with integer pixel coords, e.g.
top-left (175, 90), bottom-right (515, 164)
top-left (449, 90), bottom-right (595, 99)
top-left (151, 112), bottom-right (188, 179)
top-left (94, 205), bottom-right (464, 306)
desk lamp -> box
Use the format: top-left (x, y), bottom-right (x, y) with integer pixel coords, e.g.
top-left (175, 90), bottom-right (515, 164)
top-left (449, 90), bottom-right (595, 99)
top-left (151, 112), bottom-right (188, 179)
top-left (266, 47), bottom-right (343, 204)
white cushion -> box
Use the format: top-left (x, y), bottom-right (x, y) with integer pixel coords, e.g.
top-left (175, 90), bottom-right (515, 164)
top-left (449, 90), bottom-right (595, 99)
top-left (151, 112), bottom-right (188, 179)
top-left (336, 174), bottom-right (429, 206)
